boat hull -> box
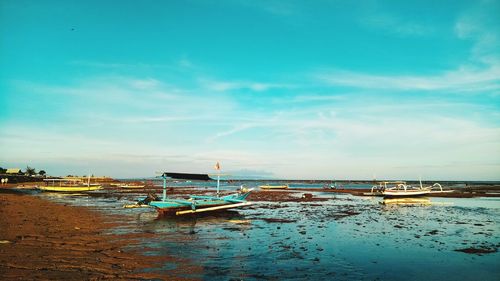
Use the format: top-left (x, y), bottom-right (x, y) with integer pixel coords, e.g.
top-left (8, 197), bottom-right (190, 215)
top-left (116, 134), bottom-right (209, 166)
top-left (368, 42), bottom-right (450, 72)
top-left (149, 191), bottom-right (253, 216)
top-left (156, 203), bottom-right (233, 216)
top-left (382, 190), bottom-right (430, 198)
top-left (382, 198), bottom-right (431, 205)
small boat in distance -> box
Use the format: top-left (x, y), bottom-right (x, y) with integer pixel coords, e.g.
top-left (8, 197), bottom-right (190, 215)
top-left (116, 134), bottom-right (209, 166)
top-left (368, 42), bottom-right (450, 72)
top-left (38, 178), bottom-right (102, 192)
top-left (259, 184), bottom-right (289, 190)
top-left (119, 184), bottom-right (145, 189)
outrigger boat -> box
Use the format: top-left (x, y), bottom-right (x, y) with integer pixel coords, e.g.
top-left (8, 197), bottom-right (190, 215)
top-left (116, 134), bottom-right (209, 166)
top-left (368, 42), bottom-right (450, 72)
top-left (146, 172), bottom-right (253, 216)
top-left (119, 184), bottom-right (145, 189)
top-left (381, 181), bottom-right (431, 198)
top-left (365, 181), bottom-right (447, 198)
top-left (38, 177), bottom-right (102, 192)
top-left (259, 184), bottom-right (288, 190)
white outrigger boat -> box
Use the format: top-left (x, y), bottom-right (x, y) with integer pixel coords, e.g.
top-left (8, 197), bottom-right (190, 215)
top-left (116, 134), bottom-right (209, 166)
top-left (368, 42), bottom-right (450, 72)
top-left (365, 181), bottom-right (448, 198)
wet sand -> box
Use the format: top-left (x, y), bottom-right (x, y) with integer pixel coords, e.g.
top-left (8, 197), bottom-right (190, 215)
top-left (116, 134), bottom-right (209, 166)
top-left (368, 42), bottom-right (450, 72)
top-left (0, 192), bottom-right (200, 280)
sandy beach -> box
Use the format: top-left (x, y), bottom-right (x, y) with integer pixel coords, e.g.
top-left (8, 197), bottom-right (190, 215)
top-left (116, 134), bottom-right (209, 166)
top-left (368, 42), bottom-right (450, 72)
top-left (0, 192), bottom-right (200, 280)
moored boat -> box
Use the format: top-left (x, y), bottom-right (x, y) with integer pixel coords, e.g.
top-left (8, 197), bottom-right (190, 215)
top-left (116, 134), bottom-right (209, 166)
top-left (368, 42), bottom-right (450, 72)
top-left (38, 185), bottom-right (102, 192)
top-left (144, 168), bottom-right (253, 216)
top-left (119, 184), bottom-right (145, 189)
top-left (259, 184), bottom-right (288, 190)
top-left (38, 178), bottom-right (102, 192)
top-left (371, 181), bottom-right (446, 198)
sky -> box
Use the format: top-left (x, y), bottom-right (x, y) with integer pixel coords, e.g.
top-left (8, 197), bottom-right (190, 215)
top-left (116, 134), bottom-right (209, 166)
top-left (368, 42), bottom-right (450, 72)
top-left (1, 0), bottom-right (499, 180)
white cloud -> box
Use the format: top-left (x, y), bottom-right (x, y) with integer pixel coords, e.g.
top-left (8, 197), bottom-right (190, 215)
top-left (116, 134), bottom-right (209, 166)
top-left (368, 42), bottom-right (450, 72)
top-left (318, 64), bottom-right (500, 92)
top-left (129, 78), bottom-right (161, 90)
top-left (3, 97), bottom-right (500, 179)
top-left (291, 94), bottom-right (348, 103)
top-left (361, 13), bottom-right (434, 37)
top-left (200, 79), bottom-right (293, 92)
top-left (5, 61), bottom-right (500, 179)
top-left (196, 96), bottom-right (500, 179)
top-left (119, 116), bottom-right (203, 123)
top-left (454, 1), bottom-right (500, 63)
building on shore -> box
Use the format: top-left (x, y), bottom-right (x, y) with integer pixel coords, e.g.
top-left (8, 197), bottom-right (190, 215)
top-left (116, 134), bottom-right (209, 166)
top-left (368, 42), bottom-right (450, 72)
top-left (6, 168), bottom-right (22, 175)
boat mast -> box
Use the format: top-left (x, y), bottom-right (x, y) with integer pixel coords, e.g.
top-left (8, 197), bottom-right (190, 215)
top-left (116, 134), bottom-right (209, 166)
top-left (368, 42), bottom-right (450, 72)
top-left (215, 162), bottom-right (221, 198)
top-left (217, 174), bottom-right (220, 198)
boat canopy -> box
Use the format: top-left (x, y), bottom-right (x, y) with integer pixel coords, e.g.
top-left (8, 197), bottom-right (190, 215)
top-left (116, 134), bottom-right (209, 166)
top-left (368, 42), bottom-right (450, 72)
top-left (163, 172), bottom-right (213, 181)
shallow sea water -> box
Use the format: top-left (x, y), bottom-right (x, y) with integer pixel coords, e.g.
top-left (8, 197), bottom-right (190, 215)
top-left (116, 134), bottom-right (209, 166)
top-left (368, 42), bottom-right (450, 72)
top-left (38, 189), bottom-right (500, 280)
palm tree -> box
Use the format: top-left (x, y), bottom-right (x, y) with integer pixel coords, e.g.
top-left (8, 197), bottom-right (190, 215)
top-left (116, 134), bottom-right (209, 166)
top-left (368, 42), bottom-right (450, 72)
top-left (25, 166), bottom-right (36, 176)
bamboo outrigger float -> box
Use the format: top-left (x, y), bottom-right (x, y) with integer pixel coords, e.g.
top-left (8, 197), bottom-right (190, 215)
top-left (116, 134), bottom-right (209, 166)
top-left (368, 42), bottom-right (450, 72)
top-left (147, 170), bottom-right (253, 216)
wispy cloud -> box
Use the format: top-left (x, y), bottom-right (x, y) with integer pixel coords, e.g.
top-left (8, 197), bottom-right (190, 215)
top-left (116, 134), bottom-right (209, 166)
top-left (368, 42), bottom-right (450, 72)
top-left (453, 0), bottom-right (500, 64)
top-left (70, 60), bottom-right (172, 69)
top-left (198, 99), bottom-right (500, 179)
top-left (317, 64), bottom-right (500, 92)
top-left (290, 94), bottom-right (348, 103)
top-left (230, 0), bottom-right (299, 17)
top-left (200, 79), bottom-right (294, 92)
top-left (119, 116), bottom-right (203, 123)
top-left (207, 123), bottom-right (258, 142)
top-left (361, 13), bottom-right (434, 37)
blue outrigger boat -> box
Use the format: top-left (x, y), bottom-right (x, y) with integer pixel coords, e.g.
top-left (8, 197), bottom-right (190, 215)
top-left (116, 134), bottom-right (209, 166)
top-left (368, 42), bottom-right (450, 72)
top-left (148, 172), bottom-right (253, 216)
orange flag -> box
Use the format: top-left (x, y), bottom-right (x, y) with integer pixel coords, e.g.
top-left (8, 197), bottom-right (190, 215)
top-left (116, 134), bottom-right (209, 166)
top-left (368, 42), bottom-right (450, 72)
top-left (214, 162), bottom-right (221, 170)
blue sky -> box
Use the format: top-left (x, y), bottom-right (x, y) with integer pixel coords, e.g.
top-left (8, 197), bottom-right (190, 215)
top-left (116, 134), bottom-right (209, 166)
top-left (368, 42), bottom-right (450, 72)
top-left (1, 0), bottom-right (499, 180)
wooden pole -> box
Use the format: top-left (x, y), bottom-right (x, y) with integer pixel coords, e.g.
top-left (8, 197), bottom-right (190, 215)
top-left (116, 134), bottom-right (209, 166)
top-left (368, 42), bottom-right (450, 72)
top-left (217, 174), bottom-right (220, 197)
top-left (162, 173), bottom-right (167, 202)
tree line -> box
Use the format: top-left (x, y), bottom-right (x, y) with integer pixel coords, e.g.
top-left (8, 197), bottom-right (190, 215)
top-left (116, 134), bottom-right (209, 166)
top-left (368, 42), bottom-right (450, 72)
top-left (0, 166), bottom-right (47, 177)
